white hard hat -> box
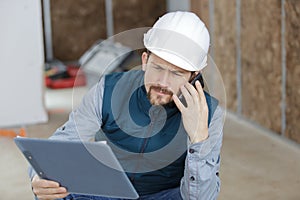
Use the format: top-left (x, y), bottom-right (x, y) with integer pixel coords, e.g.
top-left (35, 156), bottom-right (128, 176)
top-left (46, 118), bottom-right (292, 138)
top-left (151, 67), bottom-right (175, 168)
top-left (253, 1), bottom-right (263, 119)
top-left (143, 11), bottom-right (210, 71)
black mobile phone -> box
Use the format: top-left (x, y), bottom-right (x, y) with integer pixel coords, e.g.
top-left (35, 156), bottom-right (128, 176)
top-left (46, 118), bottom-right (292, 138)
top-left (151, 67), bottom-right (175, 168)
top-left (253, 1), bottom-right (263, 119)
top-left (190, 73), bottom-right (204, 88)
top-left (178, 73), bottom-right (204, 106)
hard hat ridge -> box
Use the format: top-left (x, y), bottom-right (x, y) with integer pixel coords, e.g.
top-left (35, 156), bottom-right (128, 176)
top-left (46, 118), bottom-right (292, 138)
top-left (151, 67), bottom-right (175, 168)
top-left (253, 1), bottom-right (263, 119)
top-left (143, 11), bottom-right (210, 71)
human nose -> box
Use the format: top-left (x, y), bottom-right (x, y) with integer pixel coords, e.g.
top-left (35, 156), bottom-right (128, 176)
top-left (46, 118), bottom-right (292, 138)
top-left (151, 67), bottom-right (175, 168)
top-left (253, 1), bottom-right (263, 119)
top-left (158, 70), bottom-right (171, 86)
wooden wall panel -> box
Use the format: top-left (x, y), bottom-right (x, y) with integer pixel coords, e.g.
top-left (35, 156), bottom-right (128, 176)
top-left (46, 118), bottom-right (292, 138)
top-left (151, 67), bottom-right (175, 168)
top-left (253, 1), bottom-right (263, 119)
top-left (112, 0), bottom-right (166, 34)
top-left (241, 0), bottom-right (282, 133)
top-left (50, 0), bottom-right (165, 61)
top-left (214, 0), bottom-right (237, 112)
top-left (191, 0), bottom-right (210, 26)
top-left (285, 0), bottom-right (300, 143)
top-left (51, 0), bottom-right (106, 61)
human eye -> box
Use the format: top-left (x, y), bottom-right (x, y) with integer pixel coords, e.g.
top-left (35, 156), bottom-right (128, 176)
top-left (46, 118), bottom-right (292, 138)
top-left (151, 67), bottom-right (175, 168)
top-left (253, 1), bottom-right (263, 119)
top-left (171, 71), bottom-right (183, 77)
top-left (152, 65), bottom-right (164, 71)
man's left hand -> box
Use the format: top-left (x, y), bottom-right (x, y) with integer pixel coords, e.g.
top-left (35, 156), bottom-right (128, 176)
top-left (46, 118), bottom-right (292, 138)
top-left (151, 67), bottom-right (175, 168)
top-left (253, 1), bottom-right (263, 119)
top-left (173, 80), bottom-right (209, 144)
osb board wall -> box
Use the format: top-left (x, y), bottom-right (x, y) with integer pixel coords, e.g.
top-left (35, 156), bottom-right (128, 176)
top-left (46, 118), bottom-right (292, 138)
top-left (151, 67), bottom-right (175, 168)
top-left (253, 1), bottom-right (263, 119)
top-left (111, 0), bottom-right (166, 56)
top-left (241, 0), bottom-right (282, 134)
top-left (191, 0), bottom-right (299, 144)
top-left (50, 0), bottom-right (166, 61)
top-left (112, 0), bottom-right (166, 34)
top-left (191, 0), bottom-right (210, 26)
top-left (214, 0), bottom-right (237, 112)
top-left (191, 0), bottom-right (237, 112)
top-left (285, 0), bottom-right (300, 143)
top-left (51, 0), bottom-right (107, 61)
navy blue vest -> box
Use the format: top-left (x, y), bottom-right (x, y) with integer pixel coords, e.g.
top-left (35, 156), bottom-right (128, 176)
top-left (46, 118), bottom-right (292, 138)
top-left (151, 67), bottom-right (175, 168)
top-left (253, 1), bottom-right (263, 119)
top-left (98, 70), bottom-right (218, 195)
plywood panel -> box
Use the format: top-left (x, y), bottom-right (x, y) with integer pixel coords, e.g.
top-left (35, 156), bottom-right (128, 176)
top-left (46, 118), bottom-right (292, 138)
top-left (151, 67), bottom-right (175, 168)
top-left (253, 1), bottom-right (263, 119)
top-left (214, 0), bottom-right (237, 112)
top-left (285, 0), bottom-right (300, 143)
top-left (191, 0), bottom-right (210, 26)
top-left (51, 0), bottom-right (106, 61)
top-left (112, 0), bottom-right (166, 34)
top-left (241, 0), bottom-right (282, 133)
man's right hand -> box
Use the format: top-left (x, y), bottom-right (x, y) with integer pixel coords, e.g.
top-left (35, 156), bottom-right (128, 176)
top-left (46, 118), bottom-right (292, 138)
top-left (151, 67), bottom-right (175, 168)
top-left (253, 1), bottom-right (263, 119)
top-left (31, 175), bottom-right (69, 200)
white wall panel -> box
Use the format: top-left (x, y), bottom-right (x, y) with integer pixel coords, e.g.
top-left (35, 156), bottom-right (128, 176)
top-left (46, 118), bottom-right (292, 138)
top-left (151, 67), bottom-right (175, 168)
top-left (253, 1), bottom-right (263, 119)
top-left (0, 0), bottom-right (47, 127)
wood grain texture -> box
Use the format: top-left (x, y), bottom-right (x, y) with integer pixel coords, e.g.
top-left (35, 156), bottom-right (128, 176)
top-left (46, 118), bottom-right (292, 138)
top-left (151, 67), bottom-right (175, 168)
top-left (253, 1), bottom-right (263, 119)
top-left (50, 0), bottom-right (165, 61)
top-left (285, 0), bottom-right (300, 143)
top-left (112, 0), bottom-right (166, 34)
top-left (51, 0), bottom-right (106, 61)
top-left (191, 0), bottom-right (210, 26)
top-left (214, 0), bottom-right (237, 112)
top-left (241, 0), bottom-right (282, 134)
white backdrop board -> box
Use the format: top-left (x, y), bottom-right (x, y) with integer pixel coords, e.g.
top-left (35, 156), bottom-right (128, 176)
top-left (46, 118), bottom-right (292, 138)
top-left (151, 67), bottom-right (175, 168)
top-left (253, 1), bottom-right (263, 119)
top-left (0, 0), bottom-right (48, 127)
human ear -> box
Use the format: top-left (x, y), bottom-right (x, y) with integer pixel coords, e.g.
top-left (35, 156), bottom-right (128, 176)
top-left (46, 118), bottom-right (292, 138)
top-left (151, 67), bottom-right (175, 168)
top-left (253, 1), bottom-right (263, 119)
top-left (141, 52), bottom-right (149, 71)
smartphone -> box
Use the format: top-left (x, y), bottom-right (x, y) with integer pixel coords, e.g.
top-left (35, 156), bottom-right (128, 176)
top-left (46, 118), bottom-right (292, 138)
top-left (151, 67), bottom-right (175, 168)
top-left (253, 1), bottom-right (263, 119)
top-left (178, 73), bottom-right (204, 106)
top-left (190, 73), bottom-right (204, 88)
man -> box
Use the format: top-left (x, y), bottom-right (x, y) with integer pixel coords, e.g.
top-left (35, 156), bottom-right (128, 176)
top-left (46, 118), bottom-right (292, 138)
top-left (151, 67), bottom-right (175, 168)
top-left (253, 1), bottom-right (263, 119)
top-left (30, 11), bottom-right (224, 200)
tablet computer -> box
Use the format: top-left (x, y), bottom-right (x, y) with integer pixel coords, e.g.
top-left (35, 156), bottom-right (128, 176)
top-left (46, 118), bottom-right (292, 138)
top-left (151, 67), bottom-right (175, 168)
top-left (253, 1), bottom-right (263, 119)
top-left (14, 137), bottom-right (139, 199)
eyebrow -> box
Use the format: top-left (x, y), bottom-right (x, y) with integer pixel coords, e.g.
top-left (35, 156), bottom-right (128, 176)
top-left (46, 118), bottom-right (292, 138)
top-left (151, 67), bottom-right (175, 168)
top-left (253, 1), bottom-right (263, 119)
top-left (150, 62), bottom-right (186, 73)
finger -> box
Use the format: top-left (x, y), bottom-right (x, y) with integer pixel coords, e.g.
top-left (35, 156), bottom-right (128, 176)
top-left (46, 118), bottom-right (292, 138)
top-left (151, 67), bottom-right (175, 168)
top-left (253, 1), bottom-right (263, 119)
top-left (32, 178), bottom-right (60, 188)
top-left (34, 186), bottom-right (67, 195)
top-left (195, 81), bottom-right (207, 104)
top-left (180, 85), bottom-right (194, 106)
top-left (195, 81), bottom-right (209, 115)
top-left (34, 187), bottom-right (68, 200)
top-left (195, 80), bottom-right (204, 94)
top-left (172, 94), bottom-right (184, 112)
top-left (184, 82), bottom-right (199, 103)
top-left (37, 192), bottom-right (69, 200)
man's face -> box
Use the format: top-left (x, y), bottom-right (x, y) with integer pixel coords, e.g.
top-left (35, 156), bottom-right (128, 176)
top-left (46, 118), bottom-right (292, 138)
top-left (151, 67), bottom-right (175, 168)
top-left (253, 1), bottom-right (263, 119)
top-left (142, 52), bottom-right (192, 105)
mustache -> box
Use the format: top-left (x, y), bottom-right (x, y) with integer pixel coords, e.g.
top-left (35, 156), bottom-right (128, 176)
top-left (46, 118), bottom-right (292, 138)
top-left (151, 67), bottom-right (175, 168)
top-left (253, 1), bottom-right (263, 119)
top-left (149, 85), bottom-right (174, 96)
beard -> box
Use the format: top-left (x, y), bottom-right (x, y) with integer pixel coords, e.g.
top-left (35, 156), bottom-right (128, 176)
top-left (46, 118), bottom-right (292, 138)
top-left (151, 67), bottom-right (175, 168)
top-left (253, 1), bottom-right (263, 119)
top-left (147, 85), bottom-right (174, 106)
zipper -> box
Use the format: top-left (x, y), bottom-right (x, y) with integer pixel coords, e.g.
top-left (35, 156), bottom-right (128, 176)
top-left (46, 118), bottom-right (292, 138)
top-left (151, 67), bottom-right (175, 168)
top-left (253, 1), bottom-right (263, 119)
top-left (129, 107), bottom-right (162, 182)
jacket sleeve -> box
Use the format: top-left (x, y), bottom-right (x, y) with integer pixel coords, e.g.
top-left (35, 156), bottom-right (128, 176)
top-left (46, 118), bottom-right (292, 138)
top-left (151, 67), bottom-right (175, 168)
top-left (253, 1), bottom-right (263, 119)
top-left (180, 106), bottom-right (224, 200)
top-left (28, 77), bottom-right (105, 180)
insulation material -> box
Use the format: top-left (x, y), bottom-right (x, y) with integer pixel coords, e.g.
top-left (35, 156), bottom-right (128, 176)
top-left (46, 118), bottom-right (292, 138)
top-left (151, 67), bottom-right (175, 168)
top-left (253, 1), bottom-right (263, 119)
top-left (50, 0), bottom-right (165, 61)
top-left (285, 0), bottom-right (300, 143)
top-left (112, 0), bottom-right (166, 34)
top-left (191, 0), bottom-right (210, 26)
top-left (51, 0), bottom-right (107, 61)
top-left (214, 0), bottom-right (237, 112)
top-left (241, 0), bottom-right (282, 133)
